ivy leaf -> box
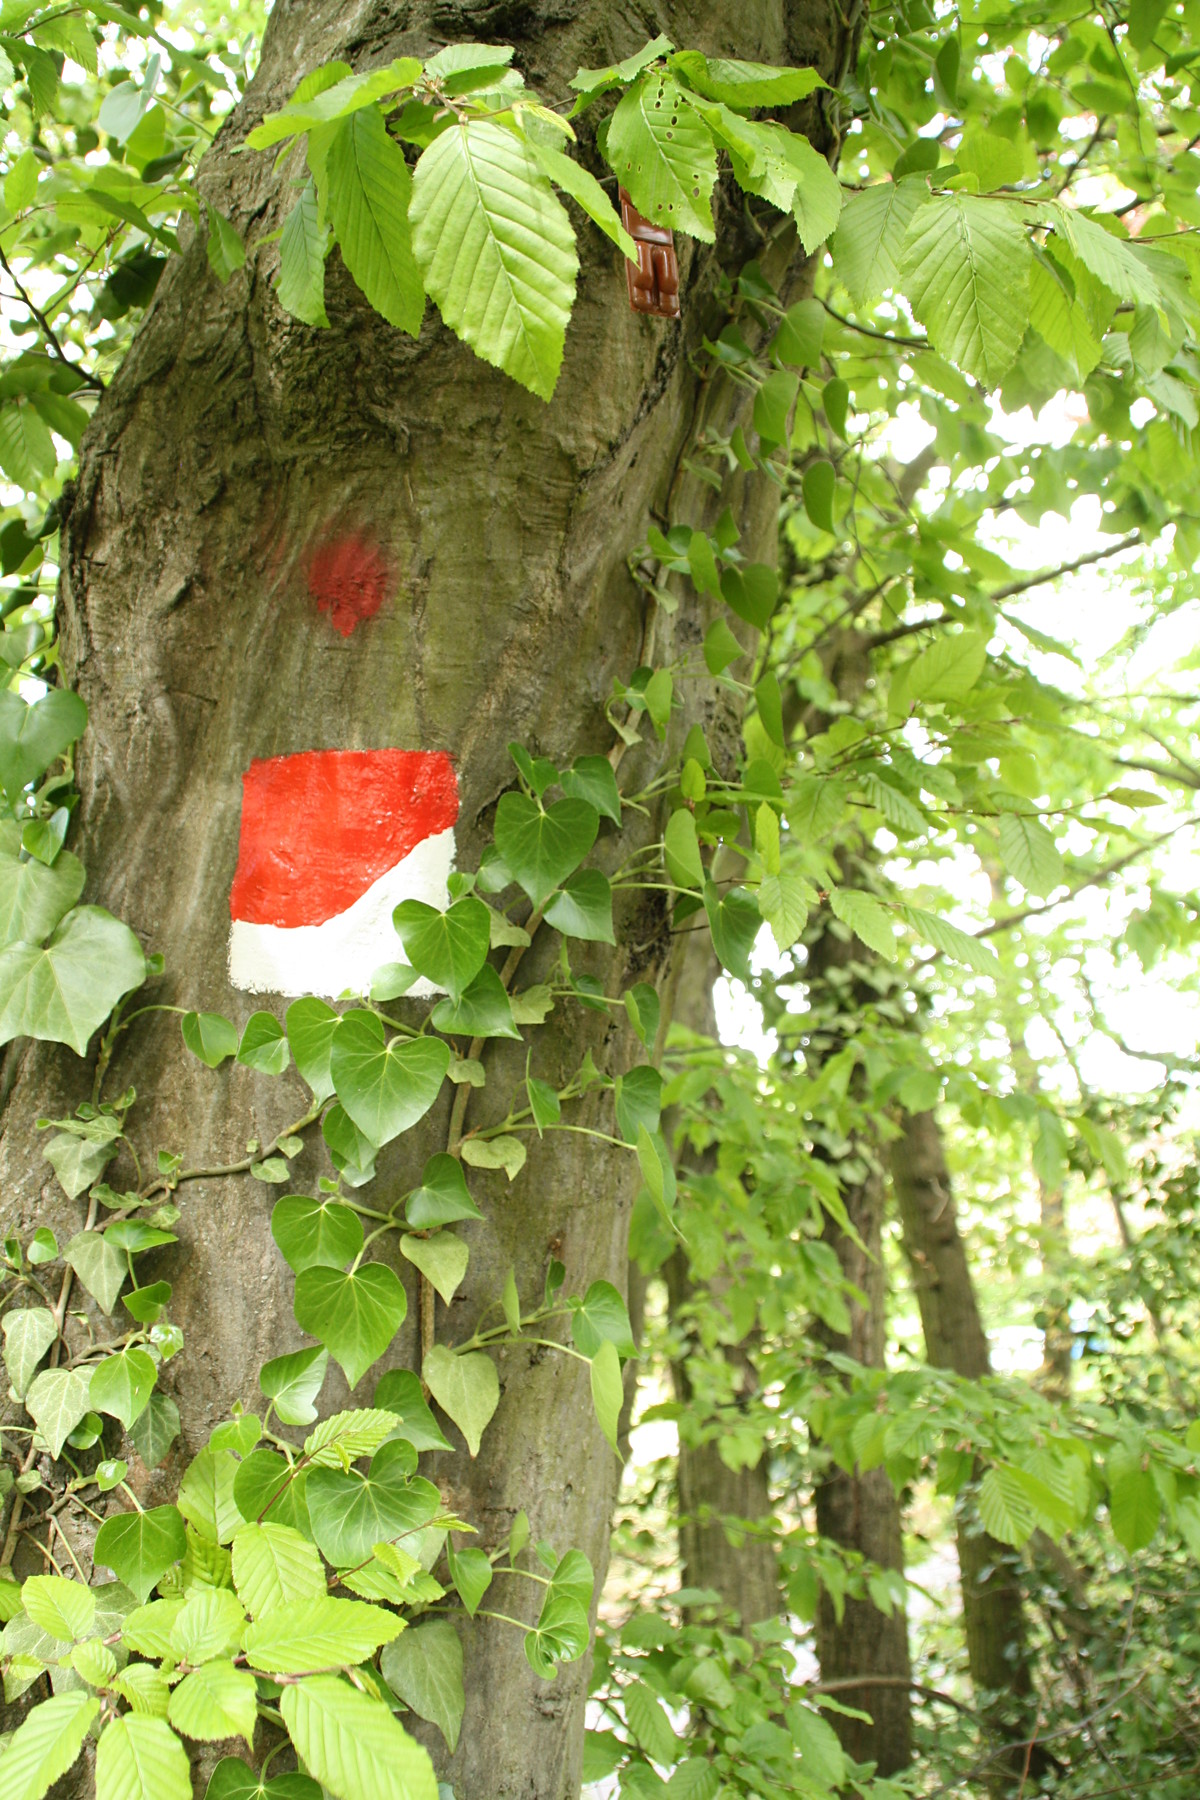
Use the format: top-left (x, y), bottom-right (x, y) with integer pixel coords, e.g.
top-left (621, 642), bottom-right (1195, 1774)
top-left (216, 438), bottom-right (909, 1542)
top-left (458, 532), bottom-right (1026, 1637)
top-left (461, 1134), bottom-right (526, 1182)
top-left (392, 895), bottom-right (490, 1001)
top-left (615, 1067), bottom-right (663, 1145)
top-left (169, 1660), bottom-right (257, 1747)
top-left (997, 814), bottom-right (1064, 898)
top-left (26, 1365), bottom-right (92, 1458)
top-left (276, 177), bottom-right (329, 328)
top-left (493, 793), bottom-right (599, 907)
top-left (411, 120), bottom-right (578, 401)
top-left (430, 964), bottom-right (520, 1039)
top-left (400, 1231), bottom-right (469, 1305)
top-left (544, 870), bottom-right (615, 944)
top-left (524, 1589), bottom-right (589, 1679)
top-left (2, 1305), bottom-right (57, 1399)
top-left (900, 195), bottom-right (1031, 387)
top-left (89, 1347), bottom-right (157, 1430)
top-left (606, 72), bottom-right (717, 241)
top-left (572, 1281), bottom-right (636, 1359)
top-left (381, 1619), bottom-right (465, 1755)
top-left (703, 883), bottom-right (761, 982)
top-left (64, 1229), bottom-right (126, 1314)
top-left (128, 1392), bottom-right (180, 1472)
top-left (405, 1154), bottom-right (483, 1229)
top-left (0, 1692), bottom-right (98, 1800)
top-left (422, 1344), bottom-right (499, 1457)
top-left (231, 1522), bottom-right (326, 1618)
top-left (590, 1340), bottom-right (623, 1455)
top-left (205, 203), bottom-right (245, 283)
top-left (271, 1196), bottom-right (363, 1274)
top-left (237, 1011), bottom-right (290, 1076)
top-left (259, 1345), bottom-right (329, 1428)
top-left (0, 905), bottom-right (145, 1056)
top-left (206, 1760), bottom-right (323, 1799)
top-left (326, 105), bottom-right (423, 335)
top-left (0, 688), bottom-right (87, 799)
top-left (664, 811), bottom-right (704, 891)
top-left (829, 888), bottom-right (898, 962)
top-left (0, 844), bottom-right (84, 947)
top-left (447, 1545), bottom-right (492, 1618)
top-left (373, 1369), bottom-right (453, 1453)
top-left (559, 756), bottom-right (623, 824)
top-left (181, 1011), bottom-right (239, 1069)
top-left (306, 1452), bottom-right (439, 1566)
top-left (293, 1263), bottom-right (407, 1389)
top-left (285, 998), bottom-right (340, 1103)
top-left (322, 1103), bottom-right (377, 1188)
top-left (94, 1506), bottom-right (186, 1605)
top-left (230, 1451), bottom-right (308, 1537)
top-left (280, 1675), bottom-right (438, 1800)
top-left (95, 1714), bottom-right (191, 1800)
top-left (329, 1011), bottom-right (450, 1148)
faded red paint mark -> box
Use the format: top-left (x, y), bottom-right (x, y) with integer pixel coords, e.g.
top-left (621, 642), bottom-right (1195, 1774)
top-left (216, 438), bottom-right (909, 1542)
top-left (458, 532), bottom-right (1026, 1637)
top-left (307, 533), bottom-right (391, 635)
top-left (230, 749), bottom-right (459, 927)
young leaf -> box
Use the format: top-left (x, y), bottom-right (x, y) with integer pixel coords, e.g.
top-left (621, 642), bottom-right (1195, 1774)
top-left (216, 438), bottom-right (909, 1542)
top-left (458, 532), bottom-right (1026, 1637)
top-left (411, 121), bottom-right (578, 400)
top-left (259, 1345), bottom-right (329, 1428)
top-left (293, 1263), bottom-right (407, 1390)
top-left (326, 106), bottom-right (423, 335)
top-left (128, 1392), bottom-right (181, 1471)
top-left (448, 1544), bottom-right (493, 1618)
top-left (181, 1011), bottom-right (239, 1069)
top-left (64, 1230), bottom-right (126, 1314)
top-left (21, 1574), bottom-right (95, 1643)
top-left (95, 1714), bottom-right (190, 1800)
top-left (285, 997), bottom-right (340, 1102)
top-left (400, 1231), bottom-right (469, 1305)
top-left (422, 1344), bottom-right (499, 1457)
top-left (461, 1134), bottom-right (527, 1182)
top-left (0, 1692), bottom-right (98, 1800)
top-left (606, 73), bottom-right (717, 241)
top-left (380, 1620), bottom-right (465, 1755)
top-left (405, 1154), bottom-right (483, 1229)
top-left (280, 1674), bottom-right (438, 1800)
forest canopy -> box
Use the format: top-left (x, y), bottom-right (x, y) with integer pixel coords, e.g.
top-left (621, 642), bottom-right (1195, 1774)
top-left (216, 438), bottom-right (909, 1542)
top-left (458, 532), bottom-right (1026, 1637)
top-left (0, 2), bottom-right (1197, 1798)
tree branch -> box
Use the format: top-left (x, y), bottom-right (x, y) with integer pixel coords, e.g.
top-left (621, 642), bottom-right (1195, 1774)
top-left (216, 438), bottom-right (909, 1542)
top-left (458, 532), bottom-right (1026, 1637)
top-left (0, 247), bottom-right (104, 394)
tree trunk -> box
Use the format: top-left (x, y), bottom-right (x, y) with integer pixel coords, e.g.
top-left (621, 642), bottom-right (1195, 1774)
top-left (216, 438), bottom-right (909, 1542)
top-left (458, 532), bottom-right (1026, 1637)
top-left (890, 1105), bottom-right (1043, 1787)
top-left (0, 5), bottom-right (854, 1794)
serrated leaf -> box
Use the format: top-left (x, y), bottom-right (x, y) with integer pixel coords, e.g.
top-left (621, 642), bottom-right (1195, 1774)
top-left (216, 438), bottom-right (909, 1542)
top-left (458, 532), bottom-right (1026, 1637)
top-left (422, 1345), bottom-right (499, 1457)
top-left (302, 1408), bottom-right (401, 1467)
top-left (231, 1523), bottom-right (326, 1619)
top-left (276, 177), bottom-right (329, 328)
top-left (95, 1714), bottom-right (190, 1800)
top-left (626, 1679), bottom-right (678, 1763)
top-left (0, 906), bottom-right (145, 1056)
top-left (0, 402), bottom-right (56, 488)
top-left (829, 888), bottom-right (898, 962)
top-left (997, 813), bottom-right (1064, 898)
top-left (244, 1596), bottom-right (402, 1674)
top-left (607, 73), bottom-right (717, 241)
top-left (978, 1464), bottom-right (1037, 1547)
top-left (326, 106), bottom-right (423, 334)
top-left (899, 905), bottom-right (997, 973)
top-left (381, 1620), bottom-right (464, 1755)
top-left (531, 143), bottom-right (638, 260)
top-left (280, 1675), bottom-right (438, 1800)
top-left (901, 195), bottom-right (1031, 386)
top-left (168, 1660), bottom-right (257, 1746)
top-left (411, 121), bottom-right (578, 400)
top-left (907, 629), bottom-right (988, 703)
top-left (831, 177), bottom-right (926, 307)
top-left (758, 872), bottom-right (813, 952)
top-left (0, 1692), bottom-right (98, 1800)
top-left (20, 1575), bottom-right (94, 1643)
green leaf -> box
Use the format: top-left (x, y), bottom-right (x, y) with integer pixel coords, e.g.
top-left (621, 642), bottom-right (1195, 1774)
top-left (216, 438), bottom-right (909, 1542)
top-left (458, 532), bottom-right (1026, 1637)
top-left (237, 1011), bottom-right (290, 1076)
top-left (0, 1692), bottom-right (98, 1800)
top-left (978, 1464), bottom-right (1038, 1548)
top-left (2, 1306), bottom-right (56, 1400)
top-left (94, 1507), bottom-right (186, 1605)
top-left (664, 810), bottom-right (704, 891)
top-left (271, 1196), bottom-right (363, 1273)
top-left (205, 202), bottom-right (245, 283)
top-left (669, 51), bottom-right (825, 107)
top-left (899, 905), bottom-right (997, 974)
top-left (181, 1011), bottom-right (239, 1068)
top-left (259, 1346), bottom-right (329, 1428)
top-left (997, 814), bottom-right (1064, 898)
top-left (1053, 206), bottom-right (1161, 309)
top-left (0, 403), bottom-right (56, 489)
top-left (308, 1454), bottom-right (439, 1567)
top-left (205, 1761), bottom-right (322, 1800)
top-left (494, 793), bottom-right (598, 908)
top-left (570, 36), bottom-right (673, 97)
top-left (758, 872), bottom-right (814, 953)
top-left (244, 1596), bottom-right (402, 1675)
top-left (405, 1154), bottom-right (483, 1229)
top-left (177, 1448), bottom-right (246, 1546)
top-left (802, 460), bottom-right (835, 532)
top-left (128, 1393), bottom-right (180, 1471)
top-left (381, 1620), bottom-right (465, 1756)
top-left (303, 1408), bottom-right (403, 1467)
top-left (789, 1707), bottom-right (846, 1787)
top-left (230, 1451), bottom-right (307, 1537)
top-left (64, 1230), bottom-right (126, 1314)
top-left (293, 1263), bottom-right (407, 1389)
top-left (703, 883), bottom-right (761, 983)
top-left (626, 1678), bottom-right (679, 1763)
top-left (89, 1348), bottom-right (156, 1430)
top-left (422, 1344), bottom-right (499, 1457)
top-left (280, 1674), bottom-right (438, 1800)
top-left (276, 178), bottom-right (330, 328)
top-left (392, 895), bottom-right (490, 1001)
top-left (590, 1339), bottom-right (623, 1455)
top-left (524, 1589), bottom-right (589, 1678)
top-left (1107, 1453), bottom-right (1161, 1552)
top-left (448, 1545), bottom-right (492, 1618)
top-left (411, 120), bottom-right (578, 400)
top-left (461, 1134), bottom-right (526, 1182)
top-left (326, 105), bottom-right (423, 334)
top-left (231, 1522), bottom-right (326, 1619)
top-left (168, 1660), bottom-right (256, 1747)
top-left (900, 195), bottom-right (1031, 387)
top-left (703, 617), bottom-right (744, 675)
top-left (400, 1231), bottom-right (469, 1305)
top-left (635, 1126), bottom-right (677, 1227)
top-left (329, 1011), bottom-right (450, 1148)
top-left (430, 964), bottom-right (520, 1039)
top-left (25, 1366), bottom-right (92, 1459)
top-left (544, 870), bottom-right (614, 944)
top-left (607, 73), bottom-right (717, 241)
top-left (532, 144), bottom-right (638, 261)
top-left (829, 887), bottom-right (898, 962)
top-left (907, 629), bottom-right (988, 702)
top-left (20, 1575), bottom-right (95, 1643)
top-left (0, 689), bottom-right (87, 799)
top-left (562, 759), bottom-right (622, 829)
top-left (0, 906), bottom-right (145, 1057)
top-left (615, 1066), bottom-right (663, 1145)
top-left (373, 1369), bottom-right (453, 1453)
top-left (322, 1103), bottom-right (376, 1188)
top-left (0, 846), bottom-right (84, 948)
top-left (831, 177), bottom-right (926, 307)
top-left (572, 1281), bottom-right (636, 1358)
top-left (285, 998), bottom-right (340, 1103)
top-left (95, 1715), bottom-right (190, 1800)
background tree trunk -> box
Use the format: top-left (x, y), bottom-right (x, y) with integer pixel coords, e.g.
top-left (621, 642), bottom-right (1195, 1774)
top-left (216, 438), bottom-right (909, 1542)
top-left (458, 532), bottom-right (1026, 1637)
top-left (0, 4), bottom-right (855, 1794)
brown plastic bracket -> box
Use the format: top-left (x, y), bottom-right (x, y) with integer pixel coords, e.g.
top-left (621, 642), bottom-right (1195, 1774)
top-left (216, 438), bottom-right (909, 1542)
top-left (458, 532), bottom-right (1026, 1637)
top-left (620, 187), bottom-right (681, 320)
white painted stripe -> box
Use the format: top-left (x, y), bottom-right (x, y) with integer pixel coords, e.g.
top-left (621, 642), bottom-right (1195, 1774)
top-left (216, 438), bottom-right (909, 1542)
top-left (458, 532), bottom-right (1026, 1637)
top-left (229, 826), bottom-right (456, 998)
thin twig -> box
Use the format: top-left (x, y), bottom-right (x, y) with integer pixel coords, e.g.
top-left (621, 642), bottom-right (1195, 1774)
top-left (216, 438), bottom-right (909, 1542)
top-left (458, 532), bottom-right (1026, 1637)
top-left (0, 247), bottom-right (104, 393)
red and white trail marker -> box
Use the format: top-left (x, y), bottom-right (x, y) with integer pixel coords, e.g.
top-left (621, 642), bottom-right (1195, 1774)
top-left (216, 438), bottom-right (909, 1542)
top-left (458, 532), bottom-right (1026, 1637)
top-left (228, 749), bottom-right (459, 998)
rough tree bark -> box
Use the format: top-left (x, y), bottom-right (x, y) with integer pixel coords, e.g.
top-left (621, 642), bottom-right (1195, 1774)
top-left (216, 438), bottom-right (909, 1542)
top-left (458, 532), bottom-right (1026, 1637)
top-left (0, 4), bottom-right (855, 1795)
top-left (890, 1105), bottom-right (1044, 1786)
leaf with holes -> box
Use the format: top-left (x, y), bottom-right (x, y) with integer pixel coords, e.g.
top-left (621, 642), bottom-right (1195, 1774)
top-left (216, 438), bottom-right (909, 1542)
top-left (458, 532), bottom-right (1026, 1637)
top-left (606, 72), bottom-right (717, 241)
